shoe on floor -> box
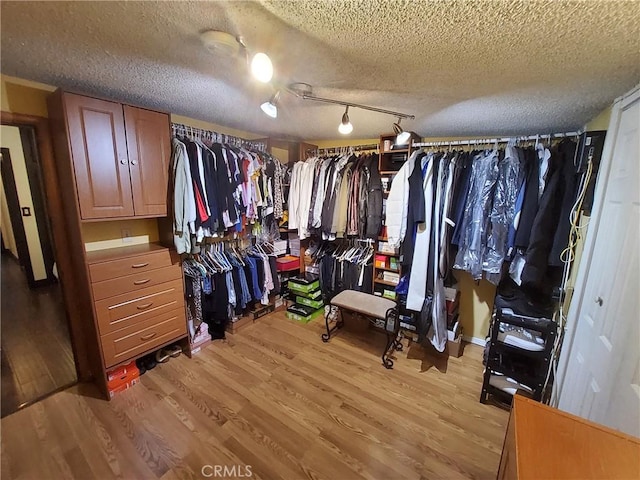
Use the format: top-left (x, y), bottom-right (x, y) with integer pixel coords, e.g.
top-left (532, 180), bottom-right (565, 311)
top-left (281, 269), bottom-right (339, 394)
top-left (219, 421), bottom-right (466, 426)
top-left (144, 355), bottom-right (157, 371)
top-left (489, 373), bottom-right (533, 396)
top-left (498, 328), bottom-right (544, 351)
top-left (155, 349), bottom-right (170, 364)
top-left (165, 344), bottom-right (182, 358)
top-left (135, 358), bottom-right (147, 375)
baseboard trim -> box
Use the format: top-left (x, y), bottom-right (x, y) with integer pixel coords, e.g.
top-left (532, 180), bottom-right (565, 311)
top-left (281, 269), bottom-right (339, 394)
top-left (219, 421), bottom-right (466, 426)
top-left (463, 335), bottom-right (486, 347)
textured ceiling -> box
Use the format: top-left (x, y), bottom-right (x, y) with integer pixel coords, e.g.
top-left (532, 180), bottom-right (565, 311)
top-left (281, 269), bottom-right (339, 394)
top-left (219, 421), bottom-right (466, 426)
top-left (1, 1), bottom-right (639, 140)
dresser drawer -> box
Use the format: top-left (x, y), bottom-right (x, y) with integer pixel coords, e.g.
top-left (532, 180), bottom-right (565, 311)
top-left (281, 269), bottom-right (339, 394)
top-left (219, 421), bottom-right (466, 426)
top-left (89, 249), bottom-right (174, 283)
top-left (95, 279), bottom-right (184, 335)
top-left (92, 264), bottom-right (181, 301)
top-left (101, 308), bottom-right (186, 368)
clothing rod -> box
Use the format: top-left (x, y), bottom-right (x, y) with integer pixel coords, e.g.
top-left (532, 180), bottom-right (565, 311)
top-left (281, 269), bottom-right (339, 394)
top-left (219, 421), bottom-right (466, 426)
top-left (309, 143), bottom-right (379, 153)
top-left (412, 131), bottom-right (583, 148)
top-left (171, 122), bottom-right (267, 152)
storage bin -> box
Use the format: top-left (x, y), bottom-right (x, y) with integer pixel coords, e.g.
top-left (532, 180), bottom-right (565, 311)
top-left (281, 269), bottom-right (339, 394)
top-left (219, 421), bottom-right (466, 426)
top-left (382, 271), bottom-right (400, 284)
top-left (276, 255), bottom-right (300, 272)
top-left (375, 254), bottom-right (388, 269)
top-left (296, 296), bottom-right (324, 309)
top-left (288, 278), bottom-right (320, 293)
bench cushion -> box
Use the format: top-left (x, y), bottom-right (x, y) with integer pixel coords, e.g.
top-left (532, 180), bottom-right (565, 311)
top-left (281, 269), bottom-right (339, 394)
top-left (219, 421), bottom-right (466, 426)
top-left (330, 290), bottom-right (396, 319)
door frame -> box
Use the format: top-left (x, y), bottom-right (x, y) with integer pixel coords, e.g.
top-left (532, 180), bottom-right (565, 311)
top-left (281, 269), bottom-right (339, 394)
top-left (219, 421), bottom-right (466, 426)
top-left (1, 111), bottom-right (89, 381)
top-left (554, 85), bottom-right (640, 405)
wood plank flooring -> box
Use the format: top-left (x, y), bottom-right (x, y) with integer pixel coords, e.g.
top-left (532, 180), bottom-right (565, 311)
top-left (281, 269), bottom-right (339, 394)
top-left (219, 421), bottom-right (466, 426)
top-left (1, 254), bottom-right (76, 417)
top-left (1, 311), bottom-right (508, 480)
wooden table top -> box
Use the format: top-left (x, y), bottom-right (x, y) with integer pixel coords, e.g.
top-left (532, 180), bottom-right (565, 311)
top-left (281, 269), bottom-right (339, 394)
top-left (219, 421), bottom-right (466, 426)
top-left (512, 395), bottom-right (640, 479)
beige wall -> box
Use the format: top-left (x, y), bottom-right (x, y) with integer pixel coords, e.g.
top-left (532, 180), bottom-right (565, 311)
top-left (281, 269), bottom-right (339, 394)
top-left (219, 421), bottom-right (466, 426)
top-left (586, 106), bottom-right (612, 131)
top-left (0, 125), bottom-right (47, 280)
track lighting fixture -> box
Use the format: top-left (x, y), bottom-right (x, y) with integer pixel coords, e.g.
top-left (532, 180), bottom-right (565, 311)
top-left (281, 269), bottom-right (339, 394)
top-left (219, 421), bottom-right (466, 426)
top-left (338, 106), bottom-right (353, 135)
top-left (285, 83), bottom-right (414, 132)
top-left (260, 91), bottom-right (280, 118)
top-left (392, 117), bottom-right (411, 144)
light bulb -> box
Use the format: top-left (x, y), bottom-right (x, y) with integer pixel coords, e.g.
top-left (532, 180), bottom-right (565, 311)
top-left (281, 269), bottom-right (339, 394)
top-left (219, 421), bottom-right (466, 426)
top-left (338, 122), bottom-right (353, 135)
top-left (338, 106), bottom-right (352, 134)
top-left (260, 101), bottom-right (277, 118)
top-left (396, 131), bottom-right (411, 145)
top-left (251, 52), bottom-right (273, 83)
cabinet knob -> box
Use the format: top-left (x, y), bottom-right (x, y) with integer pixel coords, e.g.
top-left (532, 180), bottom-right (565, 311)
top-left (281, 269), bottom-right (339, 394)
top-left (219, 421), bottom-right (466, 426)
top-left (130, 159), bottom-right (138, 165)
top-left (595, 297), bottom-right (603, 306)
top-left (120, 159), bottom-right (127, 165)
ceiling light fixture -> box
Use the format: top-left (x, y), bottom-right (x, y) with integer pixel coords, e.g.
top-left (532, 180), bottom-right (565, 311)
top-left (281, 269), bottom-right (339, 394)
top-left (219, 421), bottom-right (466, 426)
top-left (338, 106), bottom-right (353, 135)
top-left (251, 52), bottom-right (273, 83)
top-left (200, 31), bottom-right (273, 83)
top-left (392, 117), bottom-right (412, 145)
top-left (260, 91), bottom-right (280, 118)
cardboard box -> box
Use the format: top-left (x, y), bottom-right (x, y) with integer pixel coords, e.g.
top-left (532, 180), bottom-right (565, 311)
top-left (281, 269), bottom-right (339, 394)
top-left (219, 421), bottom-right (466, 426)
top-left (106, 360), bottom-right (139, 384)
top-left (444, 285), bottom-right (459, 302)
top-left (389, 257), bottom-right (398, 271)
top-left (286, 306), bottom-right (324, 323)
top-left (382, 289), bottom-right (397, 300)
top-left (448, 335), bottom-right (464, 358)
top-left (375, 254), bottom-right (388, 269)
top-left (273, 239), bottom-right (288, 256)
top-left (382, 271), bottom-right (400, 284)
top-left (296, 295), bottom-right (324, 309)
top-left (378, 241), bottom-right (398, 254)
top-left (288, 278), bottom-right (320, 293)
top-left (108, 377), bottom-right (140, 398)
top-left (276, 255), bottom-right (300, 272)
top-left (107, 360), bottom-right (140, 398)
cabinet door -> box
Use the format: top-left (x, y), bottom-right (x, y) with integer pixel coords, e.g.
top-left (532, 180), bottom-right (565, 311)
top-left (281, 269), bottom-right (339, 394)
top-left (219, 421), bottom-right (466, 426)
top-left (123, 106), bottom-right (170, 217)
top-left (64, 93), bottom-right (134, 219)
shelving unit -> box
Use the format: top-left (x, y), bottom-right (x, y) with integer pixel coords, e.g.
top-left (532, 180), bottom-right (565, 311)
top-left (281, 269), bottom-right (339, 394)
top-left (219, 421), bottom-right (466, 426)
top-left (373, 240), bottom-right (401, 299)
top-left (378, 132), bottom-right (421, 173)
top-left (480, 305), bottom-right (557, 405)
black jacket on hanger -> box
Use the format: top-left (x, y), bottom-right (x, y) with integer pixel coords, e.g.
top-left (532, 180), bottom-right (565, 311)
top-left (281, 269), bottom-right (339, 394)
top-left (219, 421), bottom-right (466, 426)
top-left (364, 154), bottom-right (383, 240)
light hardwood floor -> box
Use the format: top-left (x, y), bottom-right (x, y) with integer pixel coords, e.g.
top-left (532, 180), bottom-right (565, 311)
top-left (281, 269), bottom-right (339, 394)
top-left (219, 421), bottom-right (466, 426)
top-left (1, 311), bottom-right (508, 480)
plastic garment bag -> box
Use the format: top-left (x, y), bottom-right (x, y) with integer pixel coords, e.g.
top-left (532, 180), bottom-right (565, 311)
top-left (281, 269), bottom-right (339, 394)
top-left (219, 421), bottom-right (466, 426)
top-left (483, 146), bottom-right (524, 284)
top-left (453, 150), bottom-right (500, 280)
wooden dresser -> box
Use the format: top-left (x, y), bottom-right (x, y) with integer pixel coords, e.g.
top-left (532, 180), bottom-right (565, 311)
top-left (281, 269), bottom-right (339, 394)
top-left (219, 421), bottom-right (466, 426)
top-left (87, 244), bottom-right (186, 369)
top-left (47, 90), bottom-right (187, 398)
top-left (498, 395), bottom-right (640, 479)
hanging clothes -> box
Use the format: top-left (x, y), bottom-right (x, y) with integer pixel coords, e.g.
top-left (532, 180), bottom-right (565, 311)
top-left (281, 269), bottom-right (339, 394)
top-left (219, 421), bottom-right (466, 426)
top-left (288, 151), bottom-right (382, 240)
top-left (170, 133), bottom-right (286, 248)
top-left (453, 149), bottom-right (500, 280)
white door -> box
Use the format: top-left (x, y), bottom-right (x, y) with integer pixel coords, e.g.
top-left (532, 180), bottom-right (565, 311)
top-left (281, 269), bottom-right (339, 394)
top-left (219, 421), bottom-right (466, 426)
top-left (556, 86), bottom-right (640, 437)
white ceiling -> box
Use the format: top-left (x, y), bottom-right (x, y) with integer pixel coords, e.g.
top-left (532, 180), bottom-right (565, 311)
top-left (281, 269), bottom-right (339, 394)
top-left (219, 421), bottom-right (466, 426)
top-left (1, 1), bottom-right (639, 140)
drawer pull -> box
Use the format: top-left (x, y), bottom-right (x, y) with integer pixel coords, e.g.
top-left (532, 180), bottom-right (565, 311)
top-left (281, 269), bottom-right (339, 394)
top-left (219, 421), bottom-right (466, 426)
top-left (140, 332), bottom-right (157, 341)
top-left (136, 302), bottom-right (153, 310)
top-left (133, 279), bottom-right (151, 285)
top-left (131, 262), bottom-right (149, 269)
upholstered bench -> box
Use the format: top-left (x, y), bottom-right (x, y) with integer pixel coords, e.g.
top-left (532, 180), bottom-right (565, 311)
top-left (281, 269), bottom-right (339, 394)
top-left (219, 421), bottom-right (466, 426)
top-left (322, 290), bottom-right (401, 368)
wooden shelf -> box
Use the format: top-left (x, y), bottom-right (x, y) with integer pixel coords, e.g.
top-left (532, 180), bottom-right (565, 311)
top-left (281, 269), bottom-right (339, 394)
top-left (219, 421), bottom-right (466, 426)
top-left (375, 250), bottom-right (399, 257)
top-left (374, 266), bottom-right (399, 273)
top-left (382, 148), bottom-right (409, 154)
top-left (380, 170), bottom-right (400, 175)
top-left (374, 278), bottom-right (399, 287)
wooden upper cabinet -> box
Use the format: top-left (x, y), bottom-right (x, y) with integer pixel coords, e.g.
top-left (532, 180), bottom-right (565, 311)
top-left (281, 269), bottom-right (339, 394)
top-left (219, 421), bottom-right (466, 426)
top-left (124, 106), bottom-right (169, 217)
top-left (50, 91), bottom-right (170, 221)
top-left (64, 93), bottom-right (134, 219)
